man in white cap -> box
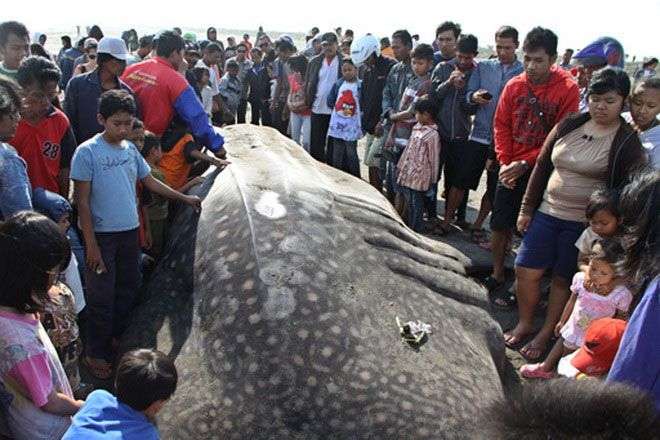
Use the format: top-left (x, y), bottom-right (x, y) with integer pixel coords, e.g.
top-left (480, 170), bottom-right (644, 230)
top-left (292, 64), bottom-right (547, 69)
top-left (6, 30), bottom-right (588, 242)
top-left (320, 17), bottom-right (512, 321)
top-left (351, 34), bottom-right (395, 191)
top-left (64, 37), bottom-right (136, 143)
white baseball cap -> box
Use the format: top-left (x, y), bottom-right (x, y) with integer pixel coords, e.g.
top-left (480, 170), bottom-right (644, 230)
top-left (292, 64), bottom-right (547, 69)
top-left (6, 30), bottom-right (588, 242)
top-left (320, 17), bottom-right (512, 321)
top-left (350, 34), bottom-right (380, 67)
top-left (97, 37), bottom-right (129, 61)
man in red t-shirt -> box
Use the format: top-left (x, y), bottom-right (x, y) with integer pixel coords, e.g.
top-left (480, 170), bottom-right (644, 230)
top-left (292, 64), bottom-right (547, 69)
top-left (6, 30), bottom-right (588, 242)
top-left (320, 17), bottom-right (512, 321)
top-left (10, 56), bottom-right (76, 196)
top-left (485, 27), bottom-right (579, 305)
top-left (121, 30), bottom-right (225, 156)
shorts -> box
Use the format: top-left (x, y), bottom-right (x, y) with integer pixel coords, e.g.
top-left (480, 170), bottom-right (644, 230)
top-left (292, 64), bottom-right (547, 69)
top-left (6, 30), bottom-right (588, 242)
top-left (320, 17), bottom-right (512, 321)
top-left (445, 140), bottom-right (489, 190)
top-left (515, 211), bottom-right (585, 280)
top-left (490, 170), bottom-right (531, 231)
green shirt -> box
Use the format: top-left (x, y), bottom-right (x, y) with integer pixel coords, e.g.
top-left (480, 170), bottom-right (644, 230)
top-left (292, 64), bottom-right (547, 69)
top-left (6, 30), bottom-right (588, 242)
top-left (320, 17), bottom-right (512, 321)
top-left (0, 63), bottom-right (18, 81)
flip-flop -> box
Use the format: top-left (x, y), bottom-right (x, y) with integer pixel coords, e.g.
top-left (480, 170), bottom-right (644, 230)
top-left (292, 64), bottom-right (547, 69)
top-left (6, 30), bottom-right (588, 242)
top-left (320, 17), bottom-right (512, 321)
top-left (503, 328), bottom-right (533, 349)
top-left (520, 363), bottom-right (556, 379)
top-left (520, 340), bottom-right (547, 361)
top-left (489, 288), bottom-right (517, 309)
top-left (83, 356), bottom-right (113, 380)
top-left (503, 334), bottom-right (525, 349)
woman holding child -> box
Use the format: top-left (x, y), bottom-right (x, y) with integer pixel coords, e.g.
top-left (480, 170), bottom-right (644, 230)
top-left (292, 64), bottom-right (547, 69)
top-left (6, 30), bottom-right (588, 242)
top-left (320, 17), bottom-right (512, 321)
top-left (502, 67), bottom-right (647, 360)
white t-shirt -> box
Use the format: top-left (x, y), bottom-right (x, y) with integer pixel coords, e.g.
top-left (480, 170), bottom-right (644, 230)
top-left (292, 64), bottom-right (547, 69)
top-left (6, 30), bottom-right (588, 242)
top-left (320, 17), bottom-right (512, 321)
top-left (63, 252), bottom-right (85, 314)
top-left (195, 59), bottom-right (220, 96)
top-left (201, 85), bottom-right (214, 117)
top-left (328, 80), bottom-right (362, 142)
top-left (312, 56), bottom-right (339, 115)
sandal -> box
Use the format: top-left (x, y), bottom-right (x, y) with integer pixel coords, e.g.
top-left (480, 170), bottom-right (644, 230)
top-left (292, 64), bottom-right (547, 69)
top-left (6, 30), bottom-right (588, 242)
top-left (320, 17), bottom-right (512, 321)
top-left (83, 356), bottom-right (113, 380)
top-left (489, 288), bottom-right (517, 309)
top-left (520, 363), bottom-right (556, 379)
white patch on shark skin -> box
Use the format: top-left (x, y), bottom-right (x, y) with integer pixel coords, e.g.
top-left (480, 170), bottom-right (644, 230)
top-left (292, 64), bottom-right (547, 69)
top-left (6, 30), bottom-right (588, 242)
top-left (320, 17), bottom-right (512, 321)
top-left (215, 260), bottom-right (233, 280)
top-left (279, 235), bottom-right (312, 254)
top-left (255, 191), bottom-right (287, 219)
top-left (262, 286), bottom-right (296, 320)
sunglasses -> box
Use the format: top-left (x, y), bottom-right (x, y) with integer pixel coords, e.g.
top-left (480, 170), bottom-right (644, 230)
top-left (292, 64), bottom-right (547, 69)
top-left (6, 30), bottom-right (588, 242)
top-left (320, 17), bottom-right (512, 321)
top-left (89, 54), bottom-right (97, 60)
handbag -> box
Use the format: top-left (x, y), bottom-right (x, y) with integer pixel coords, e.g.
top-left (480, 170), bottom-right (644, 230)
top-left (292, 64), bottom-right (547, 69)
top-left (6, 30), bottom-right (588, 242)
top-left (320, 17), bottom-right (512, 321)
top-left (382, 124), bottom-right (407, 162)
top-left (526, 87), bottom-right (551, 133)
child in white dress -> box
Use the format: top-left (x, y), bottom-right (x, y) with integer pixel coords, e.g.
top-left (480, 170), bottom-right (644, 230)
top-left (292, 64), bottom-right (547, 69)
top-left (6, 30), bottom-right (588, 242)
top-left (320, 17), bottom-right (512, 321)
top-left (520, 239), bottom-right (632, 379)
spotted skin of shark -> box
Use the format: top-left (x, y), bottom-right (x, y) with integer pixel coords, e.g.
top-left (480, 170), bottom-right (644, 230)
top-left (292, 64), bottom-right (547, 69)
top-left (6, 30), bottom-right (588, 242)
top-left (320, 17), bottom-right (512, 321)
top-left (120, 125), bottom-right (505, 439)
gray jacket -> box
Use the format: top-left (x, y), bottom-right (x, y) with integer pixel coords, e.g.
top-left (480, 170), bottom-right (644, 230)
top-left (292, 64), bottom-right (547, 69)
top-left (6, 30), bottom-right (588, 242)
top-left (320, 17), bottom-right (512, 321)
top-left (381, 60), bottom-right (415, 120)
top-left (429, 59), bottom-right (474, 141)
top-left (464, 58), bottom-right (524, 145)
top-left (227, 57), bottom-right (253, 99)
top-left (218, 74), bottom-right (242, 113)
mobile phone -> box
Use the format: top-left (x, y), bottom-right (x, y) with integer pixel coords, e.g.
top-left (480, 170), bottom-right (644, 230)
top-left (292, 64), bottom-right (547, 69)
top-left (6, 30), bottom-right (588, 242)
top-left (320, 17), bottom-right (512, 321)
top-left (482, 91), bottom-right (493, 100)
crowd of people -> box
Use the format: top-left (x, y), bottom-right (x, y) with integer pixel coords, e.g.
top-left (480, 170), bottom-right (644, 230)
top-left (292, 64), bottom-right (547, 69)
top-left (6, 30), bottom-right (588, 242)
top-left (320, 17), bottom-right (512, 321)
top-left (0, 17), bottom-right (658, 439)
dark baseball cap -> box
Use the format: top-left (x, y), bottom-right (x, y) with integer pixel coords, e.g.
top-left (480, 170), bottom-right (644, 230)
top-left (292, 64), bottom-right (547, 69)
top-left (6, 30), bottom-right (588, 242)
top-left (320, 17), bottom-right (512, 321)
top-left (274, 35), bottom-right (295, 50)
top-left (320, 32), bottom-right (338, 44)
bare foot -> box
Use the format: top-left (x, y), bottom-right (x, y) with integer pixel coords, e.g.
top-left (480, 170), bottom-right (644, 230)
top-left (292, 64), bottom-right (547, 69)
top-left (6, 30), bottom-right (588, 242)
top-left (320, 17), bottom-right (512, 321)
top-left (520, 332), bottom-right (552, 361)
top-left (503, 322), bottom-right (534, 347)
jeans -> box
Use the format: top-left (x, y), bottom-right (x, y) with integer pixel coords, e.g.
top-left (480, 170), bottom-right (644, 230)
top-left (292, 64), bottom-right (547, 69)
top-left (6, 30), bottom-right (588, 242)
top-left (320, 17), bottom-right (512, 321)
top-left (271, 102), bottom-right (289, 136)
top-left (249, 99), bottom-right (272, 126)
top-left (329, 137), bottom-right (360, 178)
top-left (67, 227), bottom-right (86, 284)
top-left (424, 186), bottom-right (438, 219)
top-left (289, 112), bottom-right (311, 151)
top-left (402, 187), bottom-right (426, 232)
top-left (85, 229), bottom-right (140, 361)
top-left (237, 99), bottom-right (248, 124)
top-left (310, 113), bottom-right (331, 162)
top-left (385, 160), bottom-right (399, 197)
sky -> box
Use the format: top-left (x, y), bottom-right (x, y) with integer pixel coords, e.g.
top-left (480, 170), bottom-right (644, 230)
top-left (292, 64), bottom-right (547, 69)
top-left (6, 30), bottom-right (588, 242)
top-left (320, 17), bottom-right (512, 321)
top-left (5, 0), bottom-right (659, 59)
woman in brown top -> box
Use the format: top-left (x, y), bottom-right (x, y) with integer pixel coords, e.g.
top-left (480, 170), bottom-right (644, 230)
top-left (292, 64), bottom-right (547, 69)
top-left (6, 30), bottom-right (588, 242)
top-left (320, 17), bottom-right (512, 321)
top-left (504, 68), bottom-right (646, 360)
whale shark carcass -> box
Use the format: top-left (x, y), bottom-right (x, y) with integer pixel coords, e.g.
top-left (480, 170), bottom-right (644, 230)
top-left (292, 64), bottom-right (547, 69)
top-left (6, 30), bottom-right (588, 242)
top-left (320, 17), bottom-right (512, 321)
top-left (120, 124), bottom-right (507, 439)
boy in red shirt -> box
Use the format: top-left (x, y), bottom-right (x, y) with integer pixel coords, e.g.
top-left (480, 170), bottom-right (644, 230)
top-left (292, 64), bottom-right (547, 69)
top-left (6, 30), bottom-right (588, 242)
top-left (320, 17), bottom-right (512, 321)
top-left (485, 27), bottom-right (579, 303)
top-left (11, 56), bottom-right (76, 196)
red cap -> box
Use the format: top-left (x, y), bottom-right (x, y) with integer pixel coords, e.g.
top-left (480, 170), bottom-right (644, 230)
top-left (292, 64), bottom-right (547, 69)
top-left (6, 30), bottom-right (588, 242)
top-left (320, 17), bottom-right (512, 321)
top-left (571, 318), bottom-right (627, 376)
